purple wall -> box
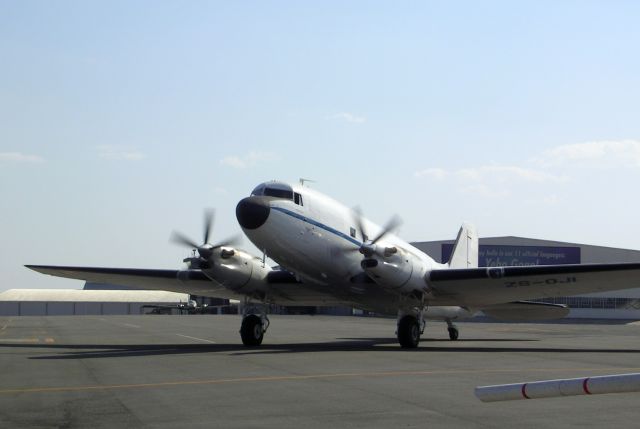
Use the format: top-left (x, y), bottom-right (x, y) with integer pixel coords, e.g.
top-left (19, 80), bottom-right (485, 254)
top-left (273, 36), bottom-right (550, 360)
top-left (441, 244), bottom-right (581, 266)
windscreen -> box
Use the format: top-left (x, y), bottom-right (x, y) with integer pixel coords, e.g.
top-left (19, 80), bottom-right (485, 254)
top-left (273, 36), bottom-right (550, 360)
top-left (251, 182), bottom-right (293, 200)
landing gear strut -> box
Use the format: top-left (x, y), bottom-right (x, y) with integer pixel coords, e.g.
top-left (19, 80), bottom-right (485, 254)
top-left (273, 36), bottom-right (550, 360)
top-left (446, 320), bottom-right (459, 341)
top-left (239, 300), bottom-right (270, 347)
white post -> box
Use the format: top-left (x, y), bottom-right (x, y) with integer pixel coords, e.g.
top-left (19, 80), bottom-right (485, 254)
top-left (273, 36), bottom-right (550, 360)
top-left (475, 373), bottom-right (640, 402)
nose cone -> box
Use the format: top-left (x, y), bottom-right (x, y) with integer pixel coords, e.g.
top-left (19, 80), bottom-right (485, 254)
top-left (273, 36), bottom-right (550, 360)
top-left (236, 197), bottom-right (271, 230)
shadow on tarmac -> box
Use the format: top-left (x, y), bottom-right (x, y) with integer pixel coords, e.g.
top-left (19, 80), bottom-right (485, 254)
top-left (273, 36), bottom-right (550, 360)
top-left (2, 337), bottom-right (639, 359)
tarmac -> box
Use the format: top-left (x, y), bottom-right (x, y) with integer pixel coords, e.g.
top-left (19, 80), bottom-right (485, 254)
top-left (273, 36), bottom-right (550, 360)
top-left (1, 314), bottom-right (639, 428)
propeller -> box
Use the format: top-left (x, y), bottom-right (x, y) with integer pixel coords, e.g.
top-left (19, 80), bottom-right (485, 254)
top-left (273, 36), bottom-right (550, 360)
top-left (349, 206), bottom-right (402, 258)
top-left (170, 209), bottom-right (242, 268)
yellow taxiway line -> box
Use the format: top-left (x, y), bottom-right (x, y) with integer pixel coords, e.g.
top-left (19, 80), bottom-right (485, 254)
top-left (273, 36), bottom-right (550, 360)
top-left (2, 367), bottom-right (640, 395)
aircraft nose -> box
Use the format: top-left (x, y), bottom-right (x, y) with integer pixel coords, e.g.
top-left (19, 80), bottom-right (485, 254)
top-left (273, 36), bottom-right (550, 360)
top-left (236, 197), bottom-right (271, 230)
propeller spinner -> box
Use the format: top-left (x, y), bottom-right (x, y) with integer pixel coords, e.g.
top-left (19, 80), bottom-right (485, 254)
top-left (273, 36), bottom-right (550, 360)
top-left (170, 209), bottom-right (241, 269)
top-left (349, 207), bottom-right (402, 258)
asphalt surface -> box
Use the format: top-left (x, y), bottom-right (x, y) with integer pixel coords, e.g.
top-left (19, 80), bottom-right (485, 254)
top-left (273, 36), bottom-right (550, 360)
top-left (1, 315), bottom-right (639, 428)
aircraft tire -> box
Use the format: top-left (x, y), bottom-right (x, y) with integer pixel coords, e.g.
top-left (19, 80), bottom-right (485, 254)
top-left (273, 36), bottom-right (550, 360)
top-left (397, 315), bottom-right (420, 348)
top-left (448, 327), bottom-right (459, 341)
top-left (240, 314), bottom-right (264, 346)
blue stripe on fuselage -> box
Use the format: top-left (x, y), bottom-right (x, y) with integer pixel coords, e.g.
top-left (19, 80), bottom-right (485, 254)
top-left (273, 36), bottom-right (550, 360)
top-left (271, 206), bottom-right (362, 247)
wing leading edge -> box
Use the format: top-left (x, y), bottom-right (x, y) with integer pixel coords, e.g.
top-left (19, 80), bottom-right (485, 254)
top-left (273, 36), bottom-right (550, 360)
top-left (426, 262), bottom-right (640, 307)
top-left (25, 265), bottom-right (354, 307)
top-left (25, 265), bottom-right (247, 300)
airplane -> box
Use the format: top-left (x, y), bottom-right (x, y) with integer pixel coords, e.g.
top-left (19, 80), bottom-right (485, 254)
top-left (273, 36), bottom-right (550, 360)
top-left (27, 180), bottom-right (640, 348)
top-left (142, 299), bottom-right (213, 315)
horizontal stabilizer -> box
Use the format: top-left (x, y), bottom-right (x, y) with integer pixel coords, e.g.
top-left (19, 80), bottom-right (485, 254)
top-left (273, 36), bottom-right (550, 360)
top-left (481, 301), bottom-right (570, 321)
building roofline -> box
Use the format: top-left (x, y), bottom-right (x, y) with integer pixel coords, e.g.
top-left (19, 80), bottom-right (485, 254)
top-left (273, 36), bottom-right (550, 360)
top-left (412, 236), bottom-right (640, 253)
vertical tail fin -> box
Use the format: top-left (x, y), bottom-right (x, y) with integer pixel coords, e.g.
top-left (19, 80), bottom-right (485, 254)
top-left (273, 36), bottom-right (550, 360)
top-left (448, 223), bottom-right (478, 268)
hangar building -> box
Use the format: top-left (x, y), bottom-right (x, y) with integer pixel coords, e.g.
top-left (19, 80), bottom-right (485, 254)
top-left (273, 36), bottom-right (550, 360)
top-left (412, 236), bottom-right (640, 319)
top-left (0, 289), bottom-right (189, 316)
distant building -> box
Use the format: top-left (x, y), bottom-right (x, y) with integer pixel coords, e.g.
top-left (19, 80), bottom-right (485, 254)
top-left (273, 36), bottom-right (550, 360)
top-left (0, 289), bottom-right (189, 316)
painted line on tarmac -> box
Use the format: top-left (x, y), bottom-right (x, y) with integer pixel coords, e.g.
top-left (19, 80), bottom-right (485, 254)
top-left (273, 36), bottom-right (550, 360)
top-left (175, 334), bottom-right (217, 344)
top-left (0, 337), bottom-right (55, 344)
top-left (2, 367), bottom-right (640, 396)
top-left (0, 338), bottom-right (40, 343)
top-left (97, 319), bottom-right (141, 329)
top-left (122, 323), bottom-right (141, 329)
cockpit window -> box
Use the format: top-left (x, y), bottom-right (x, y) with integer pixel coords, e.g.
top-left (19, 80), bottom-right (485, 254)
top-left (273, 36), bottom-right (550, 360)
top-left (264, 187), bottom-right (293, 199)
top-left (251, 184), bottom-right (266, 196)
top-left (251, 182), bottom-right (294, 200)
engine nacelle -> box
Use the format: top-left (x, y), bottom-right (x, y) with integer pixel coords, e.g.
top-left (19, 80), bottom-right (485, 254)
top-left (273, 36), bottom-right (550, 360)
top-left (423, 306), bottom-right (473, 321)
top-left (201, 248), bottom-right (271, 298)
top-left (362, 249), bottom-right (430, 296)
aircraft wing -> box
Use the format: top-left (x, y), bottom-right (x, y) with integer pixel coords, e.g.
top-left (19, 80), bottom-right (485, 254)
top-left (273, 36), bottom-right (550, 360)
top-left (25, 265), bottom-right (354, 306)
top-left (25, 265), bottom-right (247, 300)
top-left (427, 263), bottom-right (640, 307)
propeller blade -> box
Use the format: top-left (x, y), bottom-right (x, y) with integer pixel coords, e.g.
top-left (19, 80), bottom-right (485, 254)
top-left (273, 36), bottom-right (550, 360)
top-left (371, 215), bottom-right (402, 244)
top-left (203, 209), bottom-right (215, 244)
top-left (211, 234), bottom-right (243, 250)
top-left (352, 206), bottom-right (368, 242)
top-left (170, 231), bottom-right (199, 249)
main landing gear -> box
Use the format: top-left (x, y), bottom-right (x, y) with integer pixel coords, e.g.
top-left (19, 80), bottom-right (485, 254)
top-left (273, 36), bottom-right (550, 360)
top-left (239, 300), bottom-right (270, 347)
top-left (447, 320), bottom-right (459, 341)
top-left (396, 311), bottom-right (461, 348)
top-left (397, 312), bottom-right (425, 348)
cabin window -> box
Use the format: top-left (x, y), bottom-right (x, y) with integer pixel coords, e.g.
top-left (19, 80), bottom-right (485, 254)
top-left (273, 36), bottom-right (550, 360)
top-left (294, 193), bottom-right (303, 206)
top-left (350, 227), bottom-right (356, 238)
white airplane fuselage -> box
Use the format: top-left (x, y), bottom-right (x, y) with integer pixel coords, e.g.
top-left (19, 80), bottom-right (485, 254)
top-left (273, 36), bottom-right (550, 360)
top-left (235, 181), bottom-right (457, 315)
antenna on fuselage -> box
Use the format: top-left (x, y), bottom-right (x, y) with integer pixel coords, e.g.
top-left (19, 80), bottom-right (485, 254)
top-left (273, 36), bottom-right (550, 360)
top-left (299, 178), bottom-right (315, 187)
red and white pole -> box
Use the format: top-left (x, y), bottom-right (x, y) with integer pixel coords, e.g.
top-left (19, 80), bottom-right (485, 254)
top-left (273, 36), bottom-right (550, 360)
top-left (475, 373), bottom-right (640, 402)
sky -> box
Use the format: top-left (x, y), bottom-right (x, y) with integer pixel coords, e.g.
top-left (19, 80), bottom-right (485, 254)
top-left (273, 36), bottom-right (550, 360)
top-left (2, 1), bottom-right (640, 291)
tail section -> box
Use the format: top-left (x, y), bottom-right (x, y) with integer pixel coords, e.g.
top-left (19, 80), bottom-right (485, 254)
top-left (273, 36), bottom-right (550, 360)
top-left (448, 223), bottom-right (478, 268)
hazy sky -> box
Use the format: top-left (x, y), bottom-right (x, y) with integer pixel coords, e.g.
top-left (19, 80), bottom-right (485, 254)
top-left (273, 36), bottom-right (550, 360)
top-left (2, 1), bottom-right (640, 291)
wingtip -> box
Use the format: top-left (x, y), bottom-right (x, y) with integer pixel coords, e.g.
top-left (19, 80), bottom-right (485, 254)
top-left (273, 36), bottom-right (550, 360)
top-left (25, 265), bottom-right (48, 273)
